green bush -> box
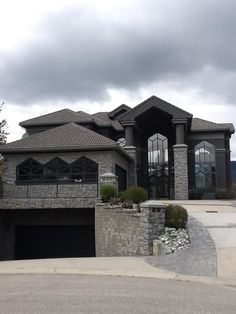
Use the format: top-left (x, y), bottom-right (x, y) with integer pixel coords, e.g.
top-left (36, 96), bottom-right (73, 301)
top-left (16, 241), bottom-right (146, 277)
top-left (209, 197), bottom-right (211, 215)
top-left (215, 189), bottom-right (234, 200)
top-left (123, 186), bottom-right (148, 204)
top-left (118, 191), bottom-right (125, 202)
top-left (189, 189), bottom-right (203, 200)
top-left (100, 185), bottom-right (117, 202)
top-left (165, 204), bottom-right (188, 229)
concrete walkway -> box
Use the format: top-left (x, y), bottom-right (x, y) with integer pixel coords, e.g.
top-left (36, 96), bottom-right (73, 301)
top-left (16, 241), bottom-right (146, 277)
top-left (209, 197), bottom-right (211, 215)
top-left (0, 200), bottom-right (236, 287)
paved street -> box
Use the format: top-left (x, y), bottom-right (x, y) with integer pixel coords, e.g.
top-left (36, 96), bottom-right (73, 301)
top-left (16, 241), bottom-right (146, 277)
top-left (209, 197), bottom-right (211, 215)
top-left (0, 199), bottom-right (235, 312)
top-left (0, 274), bottom-right (235, 314)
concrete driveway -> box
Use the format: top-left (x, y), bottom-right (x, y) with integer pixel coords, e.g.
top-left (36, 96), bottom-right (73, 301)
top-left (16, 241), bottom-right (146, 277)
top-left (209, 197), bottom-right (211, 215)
top-left (0, 199), bottom-right (235, 287)
top-left (163, 200), bottom-right (236, 281)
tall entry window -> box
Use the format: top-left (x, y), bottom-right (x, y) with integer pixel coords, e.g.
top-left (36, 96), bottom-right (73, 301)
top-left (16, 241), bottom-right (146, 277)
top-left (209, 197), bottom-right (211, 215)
top-left (195, 141), bottom-right (216, 191)
top-left (148, 133), bottom-right (169, 198)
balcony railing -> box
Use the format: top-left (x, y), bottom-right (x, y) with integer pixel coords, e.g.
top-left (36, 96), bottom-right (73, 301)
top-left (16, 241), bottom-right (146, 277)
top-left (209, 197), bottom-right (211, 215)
top-left (1, 180), bottom-right (98, 199)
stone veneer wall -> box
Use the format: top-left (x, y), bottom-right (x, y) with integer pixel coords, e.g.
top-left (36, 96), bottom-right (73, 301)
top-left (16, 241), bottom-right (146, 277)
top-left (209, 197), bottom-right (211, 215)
top-left (1, 151), bottom-right (129, 209)
top-left (173, 144), bottom-right (189, 200)
top-left (3, 183), bottom-right (97, 199)
top-left (95, 203), bottom-right (165, 256)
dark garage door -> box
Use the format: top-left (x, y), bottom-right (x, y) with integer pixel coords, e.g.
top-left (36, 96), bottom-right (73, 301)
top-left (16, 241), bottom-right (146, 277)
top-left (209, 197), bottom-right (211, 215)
top-left (15, 225), bottom-right (95, 260)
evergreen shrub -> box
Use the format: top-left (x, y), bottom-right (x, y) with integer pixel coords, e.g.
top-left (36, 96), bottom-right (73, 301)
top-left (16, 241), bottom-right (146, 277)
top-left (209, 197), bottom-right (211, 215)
top-left (165, 204), bottom-right (188, 229)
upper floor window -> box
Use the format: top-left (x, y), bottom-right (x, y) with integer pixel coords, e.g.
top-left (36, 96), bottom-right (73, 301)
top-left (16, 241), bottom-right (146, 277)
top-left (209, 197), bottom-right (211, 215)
top-left (16, 156), bottom-right (98, 184)
top-left (195, 141), bottom-right (216, 191)
top-left (44, 157), bottom-right (70, 182)
top-left (17, 158), bottom-right (44, 182)
top-left (71, 157), bottom-right (98, 183)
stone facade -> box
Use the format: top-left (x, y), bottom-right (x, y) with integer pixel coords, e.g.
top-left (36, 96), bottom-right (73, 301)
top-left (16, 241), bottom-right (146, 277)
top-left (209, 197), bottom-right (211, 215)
top-left (0, 150), bottom-right (129, 209)
top-left (139, 203), bottom-right (166, 255)
top-left (95, 202), bottom-right (165, 256)
top-left (173, 144), bottom-right (189, 200)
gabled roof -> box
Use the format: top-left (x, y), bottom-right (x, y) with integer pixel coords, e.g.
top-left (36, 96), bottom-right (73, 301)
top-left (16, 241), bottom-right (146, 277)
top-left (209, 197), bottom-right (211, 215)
top-left (0, 123), bottom-right (130, 158)
top-left (191, 118), bottom-right (235, 133)
top-left (119, 95), bottom-right (192, 122)
top-left (20, 109), bottom-right (92, 127)
top-left (19, 107), bottom-right (120, 130)
top-left (108, 104), bottom-right (131, 119)
top-left (76, 110), bottom-right (109, 126)
top-left (92, 112), bottom-right (124, 132)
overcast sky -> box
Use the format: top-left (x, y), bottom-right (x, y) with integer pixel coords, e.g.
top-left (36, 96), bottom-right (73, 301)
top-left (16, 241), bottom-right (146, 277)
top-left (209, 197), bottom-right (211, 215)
top-left (0, 0), bottom-right (236, 158)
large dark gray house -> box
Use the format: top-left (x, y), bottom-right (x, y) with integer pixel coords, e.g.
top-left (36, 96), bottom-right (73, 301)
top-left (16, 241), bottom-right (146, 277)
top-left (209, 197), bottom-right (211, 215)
top-left (0, 95), bottom-right (234, 260)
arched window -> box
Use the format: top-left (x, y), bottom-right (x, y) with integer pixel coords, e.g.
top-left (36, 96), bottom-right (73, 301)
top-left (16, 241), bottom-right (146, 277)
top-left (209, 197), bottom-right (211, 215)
top-left (195, 141), bottom-right (216, 191)
top-left (44, 157), bottom-right (70, 182)
top-left (17, 158), bottom-right (43, 182)
top-left (71, 157), bottom-right (98, 183)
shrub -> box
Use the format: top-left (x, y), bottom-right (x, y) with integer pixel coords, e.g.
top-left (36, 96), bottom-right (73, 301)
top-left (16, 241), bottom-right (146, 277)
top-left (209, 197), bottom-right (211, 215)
top-left (100, 185), bottom-right (117, 202)
top-left (118, 191), bottom-right (125, 202)
top-left (215, 189), bottom-right (234, 200)
top-left (165, 204), bottom-right (188, 229)
top-left (123, 186), bottom-right (148, 204)
top-left (189, 189), bottom-right (203, 200)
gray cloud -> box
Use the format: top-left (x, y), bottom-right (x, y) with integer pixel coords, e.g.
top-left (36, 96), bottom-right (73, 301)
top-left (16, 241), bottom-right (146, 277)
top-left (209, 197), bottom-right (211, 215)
top-left (1, 0), bottom-right (236, 105)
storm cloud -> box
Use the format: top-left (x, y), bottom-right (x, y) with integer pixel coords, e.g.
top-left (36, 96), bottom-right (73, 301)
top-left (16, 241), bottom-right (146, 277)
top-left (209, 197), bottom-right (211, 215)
top-left (0, 0), bottom-right (236, 106)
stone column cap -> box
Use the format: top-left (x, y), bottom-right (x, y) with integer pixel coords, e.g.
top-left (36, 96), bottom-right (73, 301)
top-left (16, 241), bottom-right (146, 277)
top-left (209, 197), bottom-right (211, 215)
top-left (173, 144), bottom-right (188, 149)
top-left (100, 172), bottom-right (118, 178)
top-left (123, 146), bottom-right (136, 149)
top-left (140, 201), bottom-right (166, 208)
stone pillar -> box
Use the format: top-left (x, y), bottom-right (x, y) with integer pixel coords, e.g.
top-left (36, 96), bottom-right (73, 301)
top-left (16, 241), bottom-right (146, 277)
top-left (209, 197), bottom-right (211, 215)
top-left (123, 146), bottom-right (137, 186)
top-left (225, 135), bottom-right (231, 189)
top-left (125, 126), bottom-right (134, 146)
top-left (215, 149), bottom-right (227, 189)
top-left (175, 123), bottom-right (185, 144)
top-left (173, 144), bottom-right (189, 200)
top-left (139, 203), bottom-right (166, 255)
top-left (99, 173), bottom-right (118, 197)
top-left (122, 121), bottom-right (135, 146)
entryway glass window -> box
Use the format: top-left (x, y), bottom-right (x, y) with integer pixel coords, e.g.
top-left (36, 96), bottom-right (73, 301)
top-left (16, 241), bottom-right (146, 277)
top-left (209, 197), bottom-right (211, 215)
top-left (148, 133), bottom-right (169, 198)
top-left (195, 141), bottom-right (216, 190)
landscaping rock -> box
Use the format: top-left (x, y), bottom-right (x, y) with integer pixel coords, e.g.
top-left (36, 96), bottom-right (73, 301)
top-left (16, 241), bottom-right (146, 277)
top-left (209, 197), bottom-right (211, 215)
top-left (154, 227), bottom-right (190, 255)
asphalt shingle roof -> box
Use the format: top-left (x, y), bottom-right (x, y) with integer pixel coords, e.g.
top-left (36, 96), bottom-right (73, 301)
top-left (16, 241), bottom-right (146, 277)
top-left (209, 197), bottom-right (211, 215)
top-left (0, 123), bottom-right (127, 155)
top-left (191, 118), bottom-right (234, 133)
top-left (92, 112), bottom-right (124, 131)
top-left (20, 109), bottom-right (92, 127)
